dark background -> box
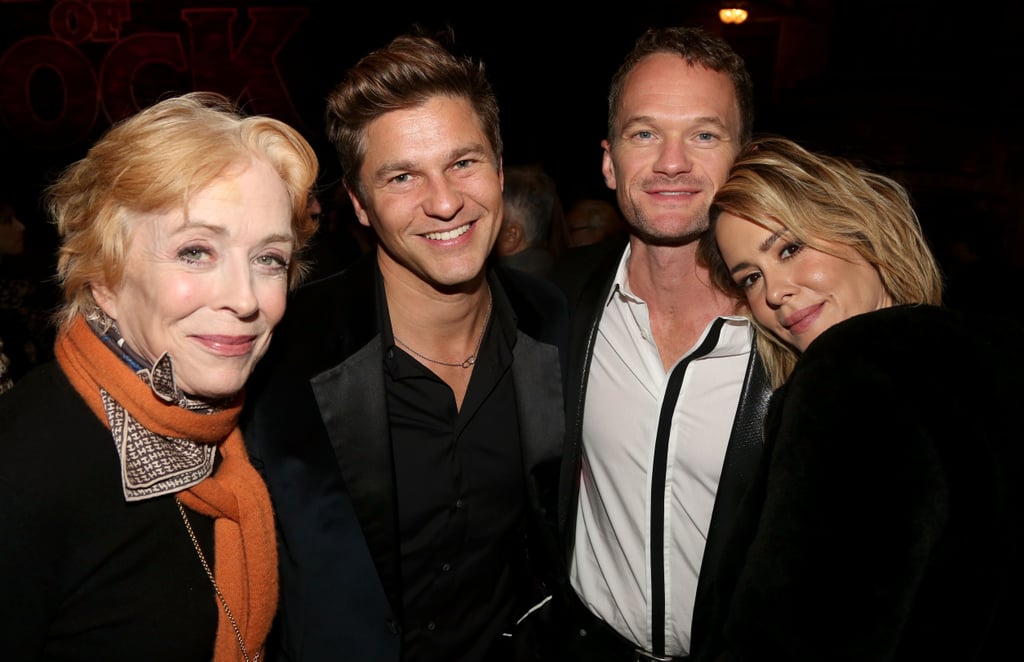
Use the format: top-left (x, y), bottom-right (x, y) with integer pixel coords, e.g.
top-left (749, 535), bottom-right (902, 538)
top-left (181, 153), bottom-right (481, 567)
top-left (2, 0), bottom-right (1023, 314)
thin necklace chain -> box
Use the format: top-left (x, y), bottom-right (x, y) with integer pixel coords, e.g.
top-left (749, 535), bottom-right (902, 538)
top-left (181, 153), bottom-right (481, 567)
top-left (394, 286), bottom-right (492, 369)
top-left (176, 497), bottom-right (259, 662)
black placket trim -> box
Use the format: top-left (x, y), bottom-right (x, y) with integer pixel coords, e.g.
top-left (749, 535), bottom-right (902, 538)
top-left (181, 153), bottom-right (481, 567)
top-left (649, 317), bottom-right (726, 655)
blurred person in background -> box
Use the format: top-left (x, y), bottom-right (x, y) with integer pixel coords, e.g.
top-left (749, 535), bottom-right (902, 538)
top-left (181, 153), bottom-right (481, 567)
top-left (493, 164), bottom-right (562, 279)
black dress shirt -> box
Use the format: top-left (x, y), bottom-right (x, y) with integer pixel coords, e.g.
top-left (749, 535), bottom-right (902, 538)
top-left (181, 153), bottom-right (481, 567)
top-left (384, 297), bottom-right (526, 661)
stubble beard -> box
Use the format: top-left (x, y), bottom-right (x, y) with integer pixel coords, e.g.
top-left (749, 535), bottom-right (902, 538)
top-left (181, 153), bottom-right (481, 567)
top-left (624, 199), bottom-right (711, 248)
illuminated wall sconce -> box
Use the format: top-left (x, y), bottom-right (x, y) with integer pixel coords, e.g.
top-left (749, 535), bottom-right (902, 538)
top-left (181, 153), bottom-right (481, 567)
top-left (719, 5), bottom-right (750, 24)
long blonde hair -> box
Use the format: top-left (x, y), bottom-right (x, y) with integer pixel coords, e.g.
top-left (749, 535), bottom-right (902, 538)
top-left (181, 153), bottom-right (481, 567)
top-left (699, 135), bottom-right (943, 387)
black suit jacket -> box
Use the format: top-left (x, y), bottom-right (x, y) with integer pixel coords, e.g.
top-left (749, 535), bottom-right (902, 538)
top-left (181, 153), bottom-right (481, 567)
top-left (241, 254), bottom-right (568, 661)
top-left (549, 238), bottom-right (771, 655)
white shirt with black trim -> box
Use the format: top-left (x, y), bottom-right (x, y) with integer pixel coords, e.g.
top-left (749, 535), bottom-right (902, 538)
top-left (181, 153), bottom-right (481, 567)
top-left (570, 246), bottom-right (754, 656)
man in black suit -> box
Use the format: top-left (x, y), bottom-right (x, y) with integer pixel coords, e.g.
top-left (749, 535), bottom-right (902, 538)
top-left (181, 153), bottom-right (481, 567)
top-left (549, 26), bottom-right (771, 661)
top-left (242, 31), bottom-right (566, 661)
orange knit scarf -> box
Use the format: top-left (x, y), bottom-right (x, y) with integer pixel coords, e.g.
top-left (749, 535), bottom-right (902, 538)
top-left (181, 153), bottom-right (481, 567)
top-left (54, 315), bottom-right (277, 661)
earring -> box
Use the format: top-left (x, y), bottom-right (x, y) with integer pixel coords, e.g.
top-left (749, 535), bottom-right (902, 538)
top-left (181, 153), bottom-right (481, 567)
top-left (86, 304), bottom-right (115, 334)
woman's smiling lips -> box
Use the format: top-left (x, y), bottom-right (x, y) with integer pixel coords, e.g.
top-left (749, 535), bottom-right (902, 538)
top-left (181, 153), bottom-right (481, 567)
top-left (782, 303), bottom-right (823, 335)
top-left (194, 335), bottom-right (258, 357)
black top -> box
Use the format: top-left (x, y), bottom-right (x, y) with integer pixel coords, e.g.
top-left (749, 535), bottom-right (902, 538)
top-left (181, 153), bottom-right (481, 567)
top-left (386, 304), bottom-right (525, 660)
top-left (699, 305), bottom-right (1024, 661)
top-left (0, 362), bottom-right (217, 661)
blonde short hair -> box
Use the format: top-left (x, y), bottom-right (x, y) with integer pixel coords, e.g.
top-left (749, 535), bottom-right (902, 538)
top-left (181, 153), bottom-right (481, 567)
top-left (48, 91), bottom-right (319, 332)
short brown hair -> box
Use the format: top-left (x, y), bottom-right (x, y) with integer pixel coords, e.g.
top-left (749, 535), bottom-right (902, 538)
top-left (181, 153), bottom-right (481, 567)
top-left (324, 32), bottom-right (502, 204)
top-left (607, 26), bottom-right (755, 146)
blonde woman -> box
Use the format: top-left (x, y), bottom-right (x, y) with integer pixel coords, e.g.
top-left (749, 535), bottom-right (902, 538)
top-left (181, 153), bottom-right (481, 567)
top-left (697, 135), bottom-right (1024, 661)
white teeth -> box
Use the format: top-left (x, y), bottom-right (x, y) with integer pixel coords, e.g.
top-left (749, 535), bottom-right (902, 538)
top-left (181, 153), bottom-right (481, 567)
top-left (424, 224), bottom-right (471, 241)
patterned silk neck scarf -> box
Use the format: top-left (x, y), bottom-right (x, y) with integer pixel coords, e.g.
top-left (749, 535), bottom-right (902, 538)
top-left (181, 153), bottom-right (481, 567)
top-left (54, 313), bottom-right (278, 661)
top-left (83, 315), bottom-right (235, 501)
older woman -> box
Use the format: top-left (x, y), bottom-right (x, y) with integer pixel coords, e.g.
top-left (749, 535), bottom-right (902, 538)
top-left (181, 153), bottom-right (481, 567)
top-left (696, 136), bottom-right (1024, 660)
top-left (0, 92), bottom-right (318, 661)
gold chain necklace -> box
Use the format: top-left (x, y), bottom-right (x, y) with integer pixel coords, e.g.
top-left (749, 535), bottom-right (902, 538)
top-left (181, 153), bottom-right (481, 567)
top-left (176, 497), bottom-right (259, 662)
top-left (393, 287), bottom-right (492, 369)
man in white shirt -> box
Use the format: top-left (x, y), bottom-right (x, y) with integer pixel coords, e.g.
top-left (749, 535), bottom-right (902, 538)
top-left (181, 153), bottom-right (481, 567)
top-left (549, 26), bottom-right (772, 661)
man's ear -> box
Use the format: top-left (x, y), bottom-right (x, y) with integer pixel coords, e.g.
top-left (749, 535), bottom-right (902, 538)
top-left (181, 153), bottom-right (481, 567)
top-left (346, 186), bottom-right (372, 228)
top-left (601, 139), bottom-right (617, 191)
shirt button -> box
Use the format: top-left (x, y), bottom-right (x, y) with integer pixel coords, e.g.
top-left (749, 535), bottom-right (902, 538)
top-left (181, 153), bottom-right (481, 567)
top-left (442, 562), bottom-right (451, 572)
top-left (427, 622), bottom-right (436, 631)
top-left (455, 499), bottom-right (463, 509)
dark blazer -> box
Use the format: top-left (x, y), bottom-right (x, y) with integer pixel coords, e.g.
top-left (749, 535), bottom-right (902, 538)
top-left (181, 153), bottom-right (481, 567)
top-left (700, 305), bottom-right (1024, 661)
top-left (549, 238), bottom-right (772, 655)
top-left (241, 254), bottom-right (568, 661)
